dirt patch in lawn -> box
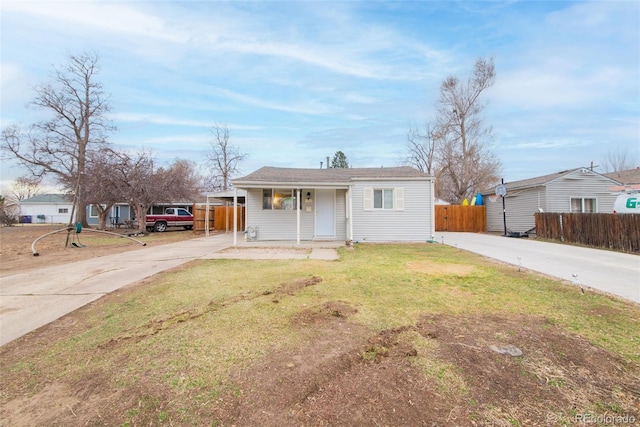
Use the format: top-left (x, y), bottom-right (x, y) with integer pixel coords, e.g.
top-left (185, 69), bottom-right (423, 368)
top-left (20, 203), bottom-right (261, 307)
top-left (210, 311), bottom-right (639, 426)
top-left (0, 224), bottom-right (199, 276)
top-left (2, 306), bottom-right (638, 426)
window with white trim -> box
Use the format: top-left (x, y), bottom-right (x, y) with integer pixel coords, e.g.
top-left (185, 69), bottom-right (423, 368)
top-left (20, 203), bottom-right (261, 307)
top-left (363, 188), bottom-right (404, 211)
top-left (262, 189), bottom-right (299, 210)
top-left (570, 197), bottom-right (596, 213)
top-left (58, 208), bottom-right (69, 214)
top-left (374, 189), bottom-right (394, 209)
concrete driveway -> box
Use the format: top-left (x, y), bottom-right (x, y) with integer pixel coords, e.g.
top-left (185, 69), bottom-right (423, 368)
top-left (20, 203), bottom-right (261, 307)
top-left (439, 232), bottom-right (640, 304)
top-left (0, 233), bottom-right (341, 346)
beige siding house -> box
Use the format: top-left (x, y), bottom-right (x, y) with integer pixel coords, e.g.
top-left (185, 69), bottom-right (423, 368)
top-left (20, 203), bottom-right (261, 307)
top-left (482, 168), bottom-right (622, 233)
top-left (232, 166), bottom-right (435, 244)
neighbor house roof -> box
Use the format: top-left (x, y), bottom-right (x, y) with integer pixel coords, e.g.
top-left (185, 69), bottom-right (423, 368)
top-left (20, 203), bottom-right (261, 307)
top-left (604, 167), bottom-right (640, 185)
top-left (481, 168), bottom-right (622, 195)
top-left (233, 166), bottom-right (432, 187)
top-left (20, 194), bottom-right (74, 204)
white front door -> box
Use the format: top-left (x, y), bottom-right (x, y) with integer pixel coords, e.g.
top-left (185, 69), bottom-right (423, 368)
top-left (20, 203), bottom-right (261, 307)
top-left (315, 189), bottom-right (335, 239)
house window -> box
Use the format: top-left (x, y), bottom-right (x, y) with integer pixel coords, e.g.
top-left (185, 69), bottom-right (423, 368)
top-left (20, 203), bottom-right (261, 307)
top-left (374, 189), bottom-right (394, 209)
top-left (363, 188), bottom-right (404, 211)
top-left (262, 189), bottom-right (298, 210)
top-left (89, 205), bottom-right (99, 217)
top-left (570, 198), bottom-right (596, 213)
top-left (58, 208), bottom-right (69, 214)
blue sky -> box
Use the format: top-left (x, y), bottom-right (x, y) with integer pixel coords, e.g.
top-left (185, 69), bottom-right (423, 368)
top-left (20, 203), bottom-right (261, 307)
top-left (1, 0), bottom-right (638, 192)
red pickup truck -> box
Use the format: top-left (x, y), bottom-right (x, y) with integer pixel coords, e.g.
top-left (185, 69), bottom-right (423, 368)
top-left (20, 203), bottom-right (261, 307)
top-left (145, 208), bottom-right (194, 232)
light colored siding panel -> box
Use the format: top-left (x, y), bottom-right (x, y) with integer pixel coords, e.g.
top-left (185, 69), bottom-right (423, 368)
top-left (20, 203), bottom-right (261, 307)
top-left (351, 180), bottom-right (433, 242)
top-left (485, 196), bottom-right (504, 233)
top-left (504, 189), bottom-right (542, 232)
top-left (486, 189), bottom-right (546, 233)
top-left (546, 171), bottom-right (619, 213)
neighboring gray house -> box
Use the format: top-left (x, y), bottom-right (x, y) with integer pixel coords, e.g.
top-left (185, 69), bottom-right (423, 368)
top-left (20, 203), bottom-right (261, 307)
top-left (231, 166), bottom-right (435, 244)
top-left (19, 194), bottom-right (74, 224)
top-left (482, 168), bottom-right (622, 233)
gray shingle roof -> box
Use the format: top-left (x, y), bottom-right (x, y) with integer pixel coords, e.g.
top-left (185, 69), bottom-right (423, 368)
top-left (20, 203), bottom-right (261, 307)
top-left (481, 168), bottom-right (622, 194)
top-left (233, 166), bottom-right (431, 186)
top-left (20, 194), bottom-right (73, 204)
top-left (604, 167), bottom-right (640, 185)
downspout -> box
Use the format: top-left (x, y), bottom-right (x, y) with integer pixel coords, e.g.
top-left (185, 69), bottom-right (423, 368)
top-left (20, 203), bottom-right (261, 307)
top-left (233, 187), bottom-right (238, 246)
top-left (296, 188), bottom-right (301, 245)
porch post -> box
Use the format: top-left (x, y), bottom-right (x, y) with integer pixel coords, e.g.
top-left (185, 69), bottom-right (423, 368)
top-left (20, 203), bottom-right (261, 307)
top-left (296, 188), bottom-right (301, 245)
top-left (233, 188), bottom-right (238, 246)
top-left (348, 186), bottom-right (353, 241)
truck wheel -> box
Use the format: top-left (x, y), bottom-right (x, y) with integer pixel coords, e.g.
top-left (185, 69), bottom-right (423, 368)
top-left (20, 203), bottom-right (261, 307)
top-left (184, 225), bottom-right (193, 230)
top-left (154, 221), bottom-right (167, 232)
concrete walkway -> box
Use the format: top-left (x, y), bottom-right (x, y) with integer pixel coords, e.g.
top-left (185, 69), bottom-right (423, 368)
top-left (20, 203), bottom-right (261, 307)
top-left (439, 232), bottom-right (640, 304)
top-left (0, 234), bottom-right (341, 346)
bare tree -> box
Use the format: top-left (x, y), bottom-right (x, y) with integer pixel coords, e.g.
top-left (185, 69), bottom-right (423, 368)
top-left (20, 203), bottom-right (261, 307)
top-left (0, 195), bottom-right (20, 226)
top-left (105, 150), bottom-right (201, 232)
top-left (0, 52), bottom-right (114, 226)
top-left (433, 57), bottom-right (501, 203)
top-left (106, 150), bottom-right (158, 233)
top-left (405, 121), bottom-right (438, 175)
top-left (601, 145), bottom-right (638, 173)
top-left (162, 159), bottom-right (204, 201)
top-left (206, 124), bottom-right (246, 191)
top-left (10, 176), bottom-right (42, 202)
top-left (83, 151), bottom-right (123, 229)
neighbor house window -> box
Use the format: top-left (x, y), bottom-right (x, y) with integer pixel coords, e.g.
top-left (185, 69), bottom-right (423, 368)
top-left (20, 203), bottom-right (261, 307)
top-left (262, 189), bottom-right (298, 210)
top-left (89, 204), bottom-right (108, 218)
top-left (58, 208), bottom-right (69, 214)
top-left (570, 198), bottom-right (596, 213)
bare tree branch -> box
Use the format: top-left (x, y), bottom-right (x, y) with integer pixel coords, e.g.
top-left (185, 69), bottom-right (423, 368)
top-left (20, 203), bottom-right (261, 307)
top-left (433, 57), bottom-right (501, 203)
top-left (601, 145), bottom-right (638, 173)
top-left (1, 52), bottom-right (114, 226)
top-left (206, 124), bottom-right (247, 191)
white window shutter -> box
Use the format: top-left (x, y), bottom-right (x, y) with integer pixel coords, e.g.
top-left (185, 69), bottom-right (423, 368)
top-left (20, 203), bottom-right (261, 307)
top-left (363, 188), bottom-right (373, 211)
top-left (394, 187), bottom-right (404, 211)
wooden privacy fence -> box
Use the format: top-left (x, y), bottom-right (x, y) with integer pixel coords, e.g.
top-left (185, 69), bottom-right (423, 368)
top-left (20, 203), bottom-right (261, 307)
top-left (435, 205), bottom-right (486, 232)
top-left (193, 204), bottom-right (245, 235)
top-left (535, 212), bottom-right (640, 253)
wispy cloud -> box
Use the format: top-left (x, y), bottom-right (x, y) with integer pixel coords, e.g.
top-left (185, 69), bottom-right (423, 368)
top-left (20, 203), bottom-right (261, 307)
top-left (0, 0), bottom-right (637, 184)
top-left (1, 0), bottom-right (188, 44)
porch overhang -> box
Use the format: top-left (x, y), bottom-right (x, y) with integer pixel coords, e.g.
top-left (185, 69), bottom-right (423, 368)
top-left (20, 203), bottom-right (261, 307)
top-left (231, 185), bottom-right (353, 247)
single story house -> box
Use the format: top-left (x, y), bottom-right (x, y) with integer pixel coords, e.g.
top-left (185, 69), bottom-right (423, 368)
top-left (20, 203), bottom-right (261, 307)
top-left (231, 166), bottom-right (435, 244)
top-left (19, 194), bottom-right (75, 224)
top-left (86, 203), bottom-right (135, 227)
top-left (87, 203), bottom-right (198, 227)
top-left (481, 168), bottom-right (622, 233)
